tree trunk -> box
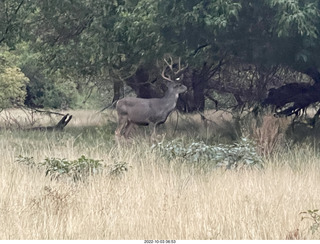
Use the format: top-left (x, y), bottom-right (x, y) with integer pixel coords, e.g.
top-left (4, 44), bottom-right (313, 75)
top-left (189, 65), bottom-right (209, 112)
top-left (112, 79), bottom-right (124, 103)
top-left (173, 65), bottom-right (209, 113)
top-left (126, 66), bottom-right (163, 99)
top-left (193, 83), bottom-right (205, 112)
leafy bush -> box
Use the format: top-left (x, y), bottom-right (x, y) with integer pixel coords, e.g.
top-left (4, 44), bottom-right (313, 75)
top-left (42, 155), bottom-right (103, 181)
top-left (0, 46), bottom-right (29, 109)
top-left (25, 75), bottom-right (77, 109)
top-left (16, 155), bottom-right (130, 180)
top-left (16, 155), bottom-right (104, 181)
top-left (152, 137), bottom-right (264, 169)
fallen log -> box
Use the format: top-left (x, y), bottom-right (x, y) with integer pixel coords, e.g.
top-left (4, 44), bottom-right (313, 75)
top-left (27, 114), bottom-right (72, 131)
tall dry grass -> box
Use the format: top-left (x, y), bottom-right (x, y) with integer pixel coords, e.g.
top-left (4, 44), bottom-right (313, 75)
top-left (0, 109), bottom-right (319, 240)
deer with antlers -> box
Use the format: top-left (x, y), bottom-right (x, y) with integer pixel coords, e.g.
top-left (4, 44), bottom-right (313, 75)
top-left (115, 57), bottom-right (188, 139)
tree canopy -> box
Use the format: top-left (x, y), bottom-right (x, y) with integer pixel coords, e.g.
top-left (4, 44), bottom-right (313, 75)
top-left (1, 0), bottom-right (320, 114)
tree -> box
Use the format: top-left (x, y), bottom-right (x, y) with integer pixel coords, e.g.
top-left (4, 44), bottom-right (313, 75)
top-left (234, 0), bottom-right (320, 116)
top-left (0, 0), bottom-right (26, 46)
top-left (3, 0), bottom-right (320, 115)
top-left (0, 45), bottom-right (29, 109)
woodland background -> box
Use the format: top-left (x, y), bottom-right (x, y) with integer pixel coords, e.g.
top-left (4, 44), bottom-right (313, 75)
top-left (2, 0), bottom-right (320, 117)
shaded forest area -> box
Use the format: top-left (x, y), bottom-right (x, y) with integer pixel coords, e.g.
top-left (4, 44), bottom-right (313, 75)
top-left (1, 0), bottom-right (320, 127)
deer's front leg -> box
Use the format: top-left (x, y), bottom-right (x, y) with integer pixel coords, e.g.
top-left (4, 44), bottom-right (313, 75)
top-left (150, 123), bottom-right (161, 143)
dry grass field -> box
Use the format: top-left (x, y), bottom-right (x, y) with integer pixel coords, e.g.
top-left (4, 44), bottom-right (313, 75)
top-left (0, 109), bottom-right (320, 240)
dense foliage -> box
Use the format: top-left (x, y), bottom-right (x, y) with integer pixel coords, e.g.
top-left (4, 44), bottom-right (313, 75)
top-left (1, 0), bottom-right (320, 112)
top-left (0, 45), bottom-right (29, 108)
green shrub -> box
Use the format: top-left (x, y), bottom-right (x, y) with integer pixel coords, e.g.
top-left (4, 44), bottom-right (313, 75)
top-left (16, 154), bottom-right (130, 180)
top-left (0, 46), bottom-right (29, 109)
top-left (152, 137), bottom-right (264, 169)
top-left (42, 155), bottom-right (103, 181)
top-left (25, 77), bottom-right (77, 109)
top-left (16, 155), bottom-right (103, 181)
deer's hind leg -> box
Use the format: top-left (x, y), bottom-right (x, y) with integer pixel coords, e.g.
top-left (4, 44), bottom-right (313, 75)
top-left (123, 121), bottom-right (134, 138)
top-left (115, 115), bottom-right (128, 137)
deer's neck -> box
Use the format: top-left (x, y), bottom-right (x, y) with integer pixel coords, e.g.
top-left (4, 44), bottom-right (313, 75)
top-left (161, 91), bottom-right (179, 109)
top-left (164, 89), bottom-right (179, 100)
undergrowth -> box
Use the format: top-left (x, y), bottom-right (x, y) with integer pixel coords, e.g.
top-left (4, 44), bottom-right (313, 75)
top-left (16, 155), bottom-right (104, 181)
top-left (152, 137), bottom-right (264, 169)
top-left (16, 154), bottom-right (131, 181)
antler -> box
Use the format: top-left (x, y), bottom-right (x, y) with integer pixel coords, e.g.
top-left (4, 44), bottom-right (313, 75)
top-left (161, 56), bottom-right (188, 82)
top-left (175, 57), bottom-right (188, 76)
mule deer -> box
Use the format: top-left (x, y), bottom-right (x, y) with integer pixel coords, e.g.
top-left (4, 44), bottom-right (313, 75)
top-left (115, 57), bottom-right (187, 139)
